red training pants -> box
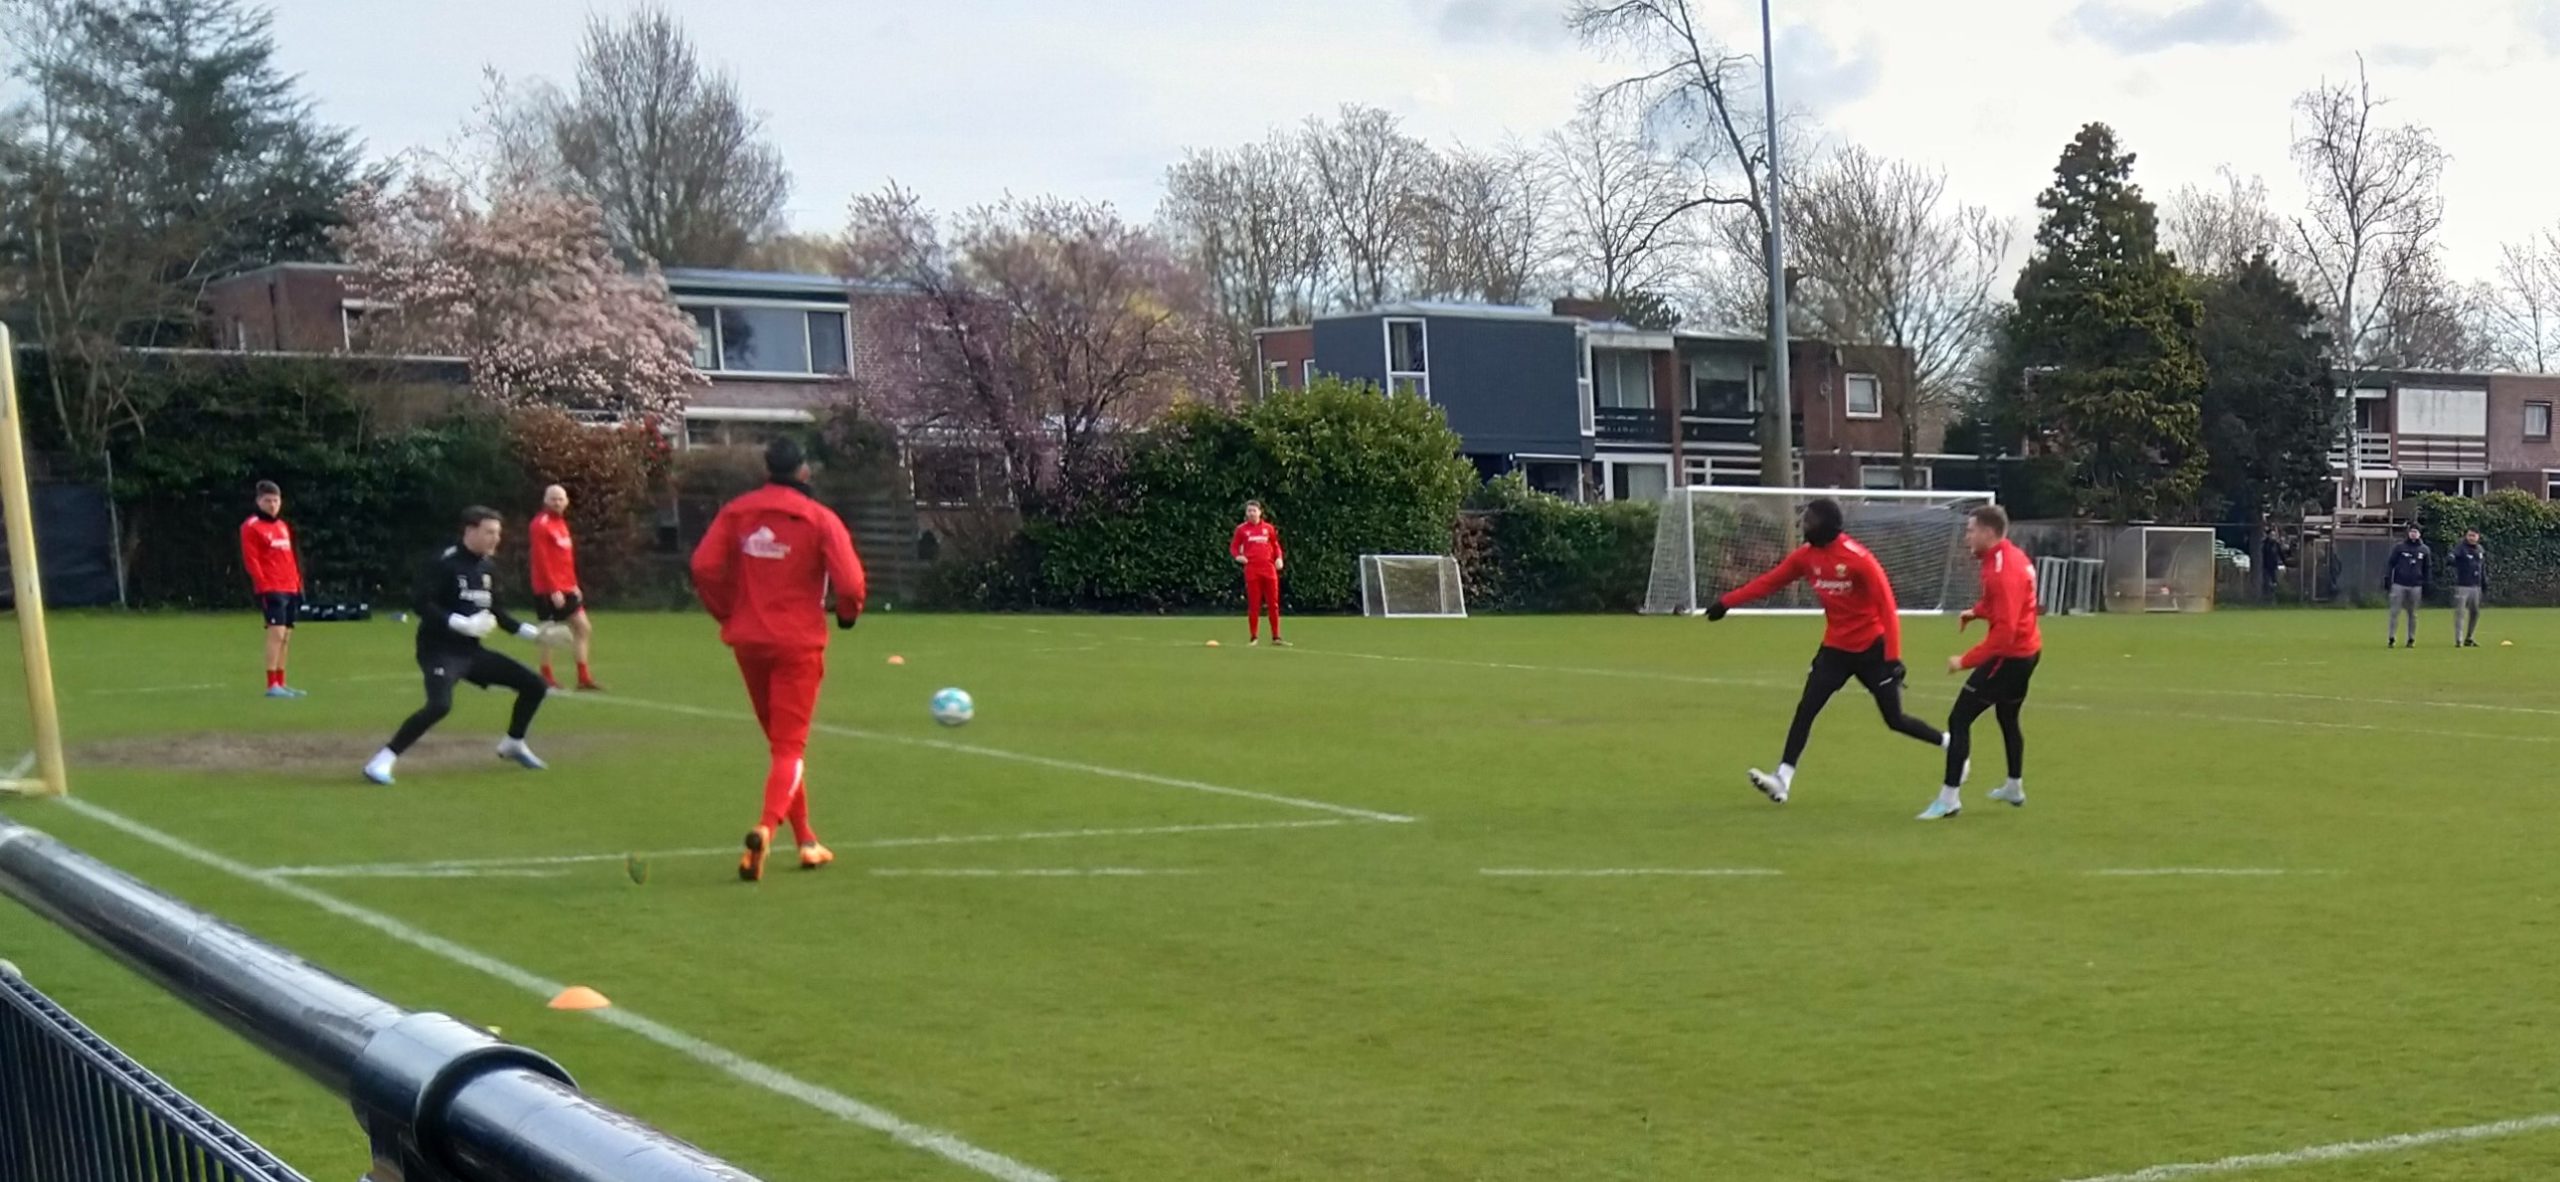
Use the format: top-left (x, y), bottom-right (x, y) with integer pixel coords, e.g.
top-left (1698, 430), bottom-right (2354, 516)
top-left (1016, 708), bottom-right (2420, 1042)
top-left (1244, 568), bottom-right (1281, 639)
top-left (733, 644), bottom-right (826, 845)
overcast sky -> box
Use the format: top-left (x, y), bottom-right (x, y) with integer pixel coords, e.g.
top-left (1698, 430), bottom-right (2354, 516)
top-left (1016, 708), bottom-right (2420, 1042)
top-left (265, 0), bottom-right (2559, 281)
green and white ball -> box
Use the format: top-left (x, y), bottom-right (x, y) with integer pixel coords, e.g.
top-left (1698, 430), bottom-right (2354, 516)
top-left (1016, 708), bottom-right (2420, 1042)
top-left (929, 687), bottom-right (974, 727)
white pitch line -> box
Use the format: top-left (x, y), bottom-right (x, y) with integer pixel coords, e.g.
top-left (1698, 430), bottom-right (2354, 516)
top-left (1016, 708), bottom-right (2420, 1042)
top-left (869, 868), bottom-right (1198, 878)
top-left (1480, 868), bottom-right (1784, 878)
top-left (2088, 869), bottom-right (2334, 878)
top-left (574, 693), bottom-right (1417, 824)
top-left (51, 797), bottom-right (1063, 1182)
top-left (266, 819), bottom-right (1354, 879)
top-left (2059, 1112), bottom-right (2560, 1181)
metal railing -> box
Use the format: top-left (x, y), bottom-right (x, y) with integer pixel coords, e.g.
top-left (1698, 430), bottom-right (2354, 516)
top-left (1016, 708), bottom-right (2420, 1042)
top-left (0, 816), bottom-right (761, 1182)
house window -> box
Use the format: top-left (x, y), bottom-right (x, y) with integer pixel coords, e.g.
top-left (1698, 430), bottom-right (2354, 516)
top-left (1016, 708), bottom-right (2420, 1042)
top-left (2546, 470), bottom-right (2560, 500)
top-left (2528, 401), bottom-right (2552, 442)
top-left (1603, 459), bottom-right (1670, 502)
top-left (339, 303), bottom-right (370, 352)
top-left (1265, 360), bottom-right (1287, 396)
top-left (1386, 318), bottom-right (1429, 399)
top-left (687, 304), bottom-right (851, 375)
top-left (1302, 359), bottom-right (1316, 387)
top-left (1593, 351), bottom-right (1653, 409)
top-left (1860, 464), bottom-right (1932, 490)
top-left (683, 416), bottom-right (800, 450)
top-left (2460, 477), bottom-right (2488, 499)
top-left (1846, 373), bottom-right (1883, 418)
top-left (1686, 362), bottom-right (1752, 417)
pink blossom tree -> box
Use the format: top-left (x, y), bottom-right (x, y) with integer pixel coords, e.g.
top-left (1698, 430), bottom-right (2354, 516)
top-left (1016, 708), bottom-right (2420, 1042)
top-left (333, 177), bottom-right (704, 420)
top-left (846, 185), bottom-right (1233, 506)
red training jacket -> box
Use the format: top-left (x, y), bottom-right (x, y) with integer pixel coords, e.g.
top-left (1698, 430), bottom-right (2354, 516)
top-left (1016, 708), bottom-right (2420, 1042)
top-left (1959, 538), bottom-right (2042, 668)
top-left (1231, 521), bottom-right (1283, 571)
top-left (689, 481), bottom-right (866, 651)
top-left (1718, 535), bottom-right (1904, 660)
top-left (528, 510), bottom-right (579, 596)
top-left (239, 513), bottom-right (301, 596)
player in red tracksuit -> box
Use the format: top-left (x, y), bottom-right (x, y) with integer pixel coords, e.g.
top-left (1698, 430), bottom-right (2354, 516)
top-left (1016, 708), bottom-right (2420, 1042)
top-left (690, 438), bottom-right (867, 883)
top-left (1923, 503), bottom-right (2044, 820)
top-left (240, 480), bottom-right (305, 698)
top-left (1707, 497), bottom-right (1945, 805)
top-left (528, 484), bottom-right (602, 692)
top-left (1231, 500), bottom-right (1285, 645)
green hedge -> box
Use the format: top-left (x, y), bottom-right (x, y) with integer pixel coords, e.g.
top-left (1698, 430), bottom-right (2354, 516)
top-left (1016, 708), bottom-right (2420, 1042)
top-left (2414, 490), bottom-right (2560, 603)
top-left (1016, 379), bottom-right (1476, 612)
top-left (1456, 474), bottom-right (1657, 612)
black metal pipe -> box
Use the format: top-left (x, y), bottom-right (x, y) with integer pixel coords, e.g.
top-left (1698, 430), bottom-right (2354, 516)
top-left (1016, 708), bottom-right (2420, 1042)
top-left (0, 817), bottom-right (762, 1182)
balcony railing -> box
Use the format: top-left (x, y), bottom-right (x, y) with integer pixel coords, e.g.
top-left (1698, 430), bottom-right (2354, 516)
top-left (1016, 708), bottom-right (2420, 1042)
top-left (2327, 430), bottom-right (2392, 472)
top-left (1681, 414), bottom-right (1806, 449)
top-left (2395, 434), bottom-right (2487, 474)
top-left (1594, 406), bottom-right (1669, 442)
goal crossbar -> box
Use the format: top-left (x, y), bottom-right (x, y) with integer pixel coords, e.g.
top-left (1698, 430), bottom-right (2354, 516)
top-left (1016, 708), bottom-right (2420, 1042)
top-left (1643, 485), bottom-right (1995, 618)
top-left (1359, 553), bottom-right (1466, 618)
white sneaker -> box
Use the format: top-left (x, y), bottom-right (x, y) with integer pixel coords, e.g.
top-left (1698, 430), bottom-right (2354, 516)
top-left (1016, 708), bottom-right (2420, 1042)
top-left (1748, 768), bottom-right (1789, 804)
top-left (1989, 782), bottom-right (2026, 807)
top-left (362, 752), bottom-right (396, 786)
top-left (496, 738), bottom-right (547, 771)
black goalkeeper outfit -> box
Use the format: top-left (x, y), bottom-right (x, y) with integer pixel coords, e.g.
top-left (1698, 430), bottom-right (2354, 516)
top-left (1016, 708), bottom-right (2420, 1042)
top-left (384, 545), bottom-right (547, 755)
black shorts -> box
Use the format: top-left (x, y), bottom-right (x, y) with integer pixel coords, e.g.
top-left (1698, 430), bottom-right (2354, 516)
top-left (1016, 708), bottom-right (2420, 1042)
top-left (1961, 653), bottom-right (2041, 704)
top-left (1806, 641), bottom-right (1902, 697)
top-left (418, 647), bottom-right (543, 695)
top-left (535, 592), bottom-right (584, 623)
top-left (258, 593), bottom-right (301, 629)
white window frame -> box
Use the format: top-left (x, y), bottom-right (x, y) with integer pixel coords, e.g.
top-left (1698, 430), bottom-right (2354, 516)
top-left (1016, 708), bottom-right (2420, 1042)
top-left (1845, 372), bottom-right (1883, 419)
top-left (339, 299), bottom-right (388, 352)
top-left (1384, 317), bottom-right (1430, 400)
top-left (1264, 360), bottom-right (1287, 396)
top-left (1859, 464), bottom-right (1931, 490)
top-left (1593, 350), bottom-right (1654, 410)
top-left (2459, 476), bottom-right (2489, 499)
top-left (677, 297), bottom-right (855, 380)
top-left (1576, 331), bottom-right (1596, 437)
top-left (1596, 456), bottom-right (1672, 502)
top-left (2528, 400), bottom-right (2553, 442)
top-left (2545, 470), bottom-right (2560, 501)
top-left (1302, 358), bottom-right (1316, 387)
top-left (1748, 366), bottom-right (1767, 414)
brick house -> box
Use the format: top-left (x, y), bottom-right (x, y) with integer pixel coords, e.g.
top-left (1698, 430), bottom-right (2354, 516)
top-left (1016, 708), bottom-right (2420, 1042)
top-left (2331, 369), bottom-right (2560, 509)
top-left (1253, 299), bottom-right (1954, 501)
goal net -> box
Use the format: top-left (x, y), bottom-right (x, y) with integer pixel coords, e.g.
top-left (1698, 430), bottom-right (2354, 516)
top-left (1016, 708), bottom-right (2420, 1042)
top-left (0, 328), bottom-right (67, 797)
top-left (1641, 486), bottom-right (1994, 616)
top-left (2105, 526), bottom-right (2215, 613)
top-left (1359, 554), bottom-right (1466, 618)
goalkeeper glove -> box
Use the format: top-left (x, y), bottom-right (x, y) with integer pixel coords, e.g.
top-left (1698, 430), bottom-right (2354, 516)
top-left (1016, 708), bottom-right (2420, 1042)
top-left (448, 611), bottom-right (496, 639)
top-left (1704, 601), bottom-right (1729, 621)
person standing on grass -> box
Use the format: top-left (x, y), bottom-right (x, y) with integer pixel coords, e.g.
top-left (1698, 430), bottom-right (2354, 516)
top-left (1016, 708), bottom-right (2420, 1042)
top-left (1706, 497), bottom-right (1946, 805)
top-left (529, 484), bottom-right (603, 691)
top-left (240, 480), bottom-right (305, 698)
top-left (363, 507), bottom-right (553, 786)
top-left (2451, 528), bottom-right (2488, 647)
top-left (1923, 504), bottom-right (2042, 820)
top-left (690, 438), bottom-right (866, 883)
top-left (2384, 524), bottom-right (2431, 648)
top-left (1231, 500), bottom-right (1286, 646)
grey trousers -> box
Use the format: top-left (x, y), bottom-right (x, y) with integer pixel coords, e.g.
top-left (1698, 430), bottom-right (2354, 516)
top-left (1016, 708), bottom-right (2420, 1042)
top-left (2388, 585), bottom-right (2423, 642)
top-left (2453, 586), bottom-right (2483, 643)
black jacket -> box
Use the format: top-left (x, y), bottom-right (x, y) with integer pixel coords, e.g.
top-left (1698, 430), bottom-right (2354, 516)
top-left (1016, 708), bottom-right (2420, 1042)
top-left (2385, 540), bottom-right (2432, 590)
top-left (2452, 542), bottom-right (2488, 589)
top-left (411, 544), bottom-right (526, 658)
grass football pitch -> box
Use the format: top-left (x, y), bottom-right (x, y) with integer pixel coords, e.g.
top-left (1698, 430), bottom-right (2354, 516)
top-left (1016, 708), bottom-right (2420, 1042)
top-left (4, 607), bottom-right (2560, 1182)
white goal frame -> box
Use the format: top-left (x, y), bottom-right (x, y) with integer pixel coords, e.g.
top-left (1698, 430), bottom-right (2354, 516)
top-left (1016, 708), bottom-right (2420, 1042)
top-left (1358, 553), bottom-right (1467, 618)
top-left (1645, 485), bottom-right (1996, 617)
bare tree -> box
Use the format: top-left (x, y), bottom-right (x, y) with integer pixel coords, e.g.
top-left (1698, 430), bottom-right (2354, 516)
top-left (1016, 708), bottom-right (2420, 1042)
top-left (1782, 146), bottom-right (2011, 484)
top-left (2476, 232), bottom-right (2560, 372)
top-left (1571, 0), bottom-right (1787, 480)
top-left (1160, 133), bottom-right (1327, 385)
top-left (1409, 143), bottom-right (1549, 304)
top-left (1542, 104), bottom-right (1707, 301)
top-left (2364, 245), bottom-right (2485, 371)
top-left (2287, 56), bottom-right (2446, 378)
top-left (540, 4), bottom-right (791, 267)
top-left (1301, 104), bottom-right (1437, 306)
top-left (2165, 167), bottom-right (2284, 277)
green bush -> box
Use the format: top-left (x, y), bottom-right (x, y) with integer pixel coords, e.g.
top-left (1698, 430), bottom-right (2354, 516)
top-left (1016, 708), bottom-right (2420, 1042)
top-left (2414, 490), bottom-right (2560, 604)
top-left (1457, 474), bottom-right (1657, 612)
top-left (1026, 379), bottom-right (1475, 611)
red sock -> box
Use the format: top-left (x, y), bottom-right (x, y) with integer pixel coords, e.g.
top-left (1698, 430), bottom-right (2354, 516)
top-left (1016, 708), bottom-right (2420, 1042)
top-left (786, 784), bottom-right (815, 847)
top-left (576, 662), bottom-right (592, 684)
top-left (266, 669), bottom-right (282, 689)
top-left (760, 754), bottom-right (803, 834)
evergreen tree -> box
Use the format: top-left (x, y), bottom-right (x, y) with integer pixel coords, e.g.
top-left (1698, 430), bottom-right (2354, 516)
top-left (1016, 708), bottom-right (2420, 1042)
top-left (2196, 251), bottom-right (2338, 522)
top-left (1996, 123), bottom-right (2206, 519)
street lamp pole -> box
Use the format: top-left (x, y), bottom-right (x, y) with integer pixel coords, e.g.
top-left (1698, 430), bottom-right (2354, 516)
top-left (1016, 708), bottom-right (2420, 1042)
top-left (1759, 0), bottom-right (1794, 487)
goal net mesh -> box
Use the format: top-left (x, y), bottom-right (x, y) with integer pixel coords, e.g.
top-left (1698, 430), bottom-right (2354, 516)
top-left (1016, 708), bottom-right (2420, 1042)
top-left (1359, 554), bottom-right (1466, 618)
top-left (1641, 487), bottom-right (1993, 616)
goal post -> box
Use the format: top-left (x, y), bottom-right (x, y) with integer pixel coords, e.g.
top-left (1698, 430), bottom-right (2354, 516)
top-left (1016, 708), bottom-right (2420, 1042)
top-left (1641, 485), bottom-right (1996, 617)
top-left (2106, 526), bottom-right (2215, 613)
top-left (0, 326), bottom-right (67, 798)
top-left (1359, 554), bottom-right (1466, 618)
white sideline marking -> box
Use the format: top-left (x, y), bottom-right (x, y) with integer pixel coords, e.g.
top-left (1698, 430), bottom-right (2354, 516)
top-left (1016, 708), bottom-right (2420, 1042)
top-left (2089, 868), bottom-right (2334, 878)
top-left (1481, 868), bottom-right (1783, 878)
top-left (267, 819), bottom-right (1353, 879)
top-left (87, 682), bottom-right (227, 696)
top-left (2059, 1112), bottom-right (2560, 1181)
top-left (869, 868), bottom-right (1197, 878)
top-left (50, 797), bottom-right (1064, 1182)
top-left (573, 693), bottom-right (1418, 824)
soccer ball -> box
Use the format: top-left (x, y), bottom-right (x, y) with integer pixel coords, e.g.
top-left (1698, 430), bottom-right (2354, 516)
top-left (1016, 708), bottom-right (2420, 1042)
top-left (929, 687), bottom-right (974, 727)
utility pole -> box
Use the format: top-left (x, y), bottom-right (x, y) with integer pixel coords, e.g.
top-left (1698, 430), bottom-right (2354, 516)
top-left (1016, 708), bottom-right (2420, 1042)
top-left (1759, 0), bottom-right (1794, 487)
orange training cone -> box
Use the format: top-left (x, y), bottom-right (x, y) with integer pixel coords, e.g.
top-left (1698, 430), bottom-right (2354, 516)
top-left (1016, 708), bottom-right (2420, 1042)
top-left (548, 986), bottom-right (611, 1011)
top-left (887, 654), bottom-right (906, 666)
top-left (1205, 639), bottom-right (1221, 647)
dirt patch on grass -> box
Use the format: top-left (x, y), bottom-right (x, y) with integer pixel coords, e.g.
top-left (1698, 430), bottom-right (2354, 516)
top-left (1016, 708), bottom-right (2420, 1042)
top-left (77, 731), bottom-right (611, 775)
